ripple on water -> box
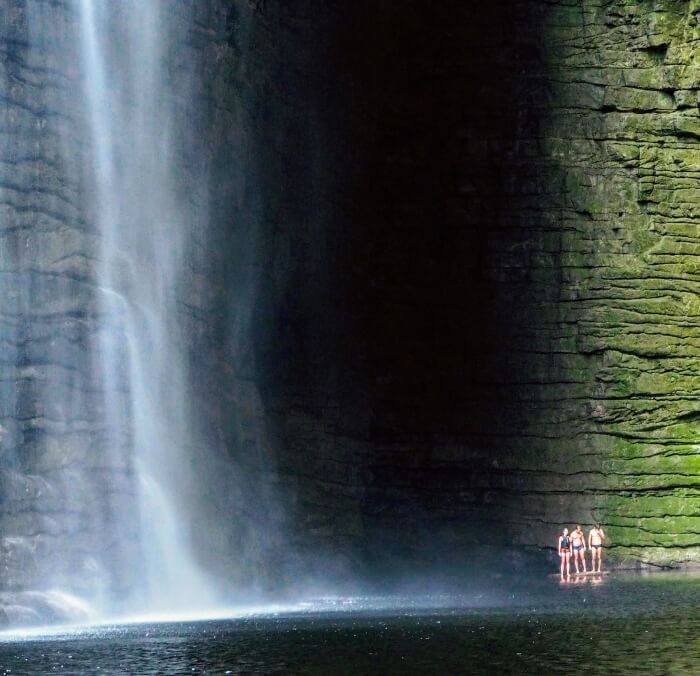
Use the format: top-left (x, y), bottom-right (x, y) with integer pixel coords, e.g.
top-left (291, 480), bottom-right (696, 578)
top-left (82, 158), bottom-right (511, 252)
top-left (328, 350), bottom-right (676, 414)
top-left (0, 572), bottom-right (697, 675)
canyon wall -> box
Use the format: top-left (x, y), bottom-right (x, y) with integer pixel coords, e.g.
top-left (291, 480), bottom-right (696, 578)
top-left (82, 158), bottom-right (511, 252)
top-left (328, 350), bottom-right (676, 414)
top-left (0, 0), bottom-right (116, 596)
top-left (0, 0), bottom-right (698, 610)
top-left (247, 0), bottom-right (700, 572)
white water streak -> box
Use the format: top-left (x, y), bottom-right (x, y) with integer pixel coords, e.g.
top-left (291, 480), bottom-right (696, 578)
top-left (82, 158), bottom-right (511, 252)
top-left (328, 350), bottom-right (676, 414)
top-left (76, 0), bottom-right (217, 613)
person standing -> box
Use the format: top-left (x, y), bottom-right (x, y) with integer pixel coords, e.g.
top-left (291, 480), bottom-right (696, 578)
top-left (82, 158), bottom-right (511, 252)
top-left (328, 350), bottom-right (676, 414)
top-left (571, 525), bottom-right (587, 574)
top-left (558, 527), bottom-right (572, 580)
top-left (588, 524), bottom-right (605, 572)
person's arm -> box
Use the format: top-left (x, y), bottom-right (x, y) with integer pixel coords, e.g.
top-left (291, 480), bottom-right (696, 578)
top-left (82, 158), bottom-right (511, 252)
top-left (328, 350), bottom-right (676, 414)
top-left (588, 532), bottom-right (592, 548)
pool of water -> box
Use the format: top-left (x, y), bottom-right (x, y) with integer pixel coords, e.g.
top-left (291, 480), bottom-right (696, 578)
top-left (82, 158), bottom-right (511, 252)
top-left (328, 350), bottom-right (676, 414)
top-left (0, 572), bottom-right (698, 674)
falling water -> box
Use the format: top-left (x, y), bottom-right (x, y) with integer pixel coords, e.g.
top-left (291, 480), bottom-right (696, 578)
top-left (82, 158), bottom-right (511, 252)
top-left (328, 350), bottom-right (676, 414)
top-left (0, 0), bottom-right (279, 625)
top-left (75, 0), bottom-right (217, 612)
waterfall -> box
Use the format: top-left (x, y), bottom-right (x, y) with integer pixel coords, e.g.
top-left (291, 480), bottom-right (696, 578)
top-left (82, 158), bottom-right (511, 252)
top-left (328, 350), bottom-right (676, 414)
top-left (0, 0), bottom-right (279, 625)
top-left (74, 0), bottom-right (218, 613)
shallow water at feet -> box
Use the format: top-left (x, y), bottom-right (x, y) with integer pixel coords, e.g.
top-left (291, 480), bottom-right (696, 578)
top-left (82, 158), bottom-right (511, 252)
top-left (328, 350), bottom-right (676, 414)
top-left (0, 572), bottom-right (698, 675)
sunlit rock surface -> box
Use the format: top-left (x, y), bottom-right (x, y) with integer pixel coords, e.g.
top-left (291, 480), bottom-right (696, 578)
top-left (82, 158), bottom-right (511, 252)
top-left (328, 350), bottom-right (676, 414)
top-left (521, 0), bottom-right (700, 565)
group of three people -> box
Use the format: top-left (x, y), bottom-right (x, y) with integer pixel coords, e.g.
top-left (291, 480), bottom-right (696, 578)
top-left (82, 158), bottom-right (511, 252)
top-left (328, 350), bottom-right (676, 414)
top-left (558, 524), bottom-right (605, 579)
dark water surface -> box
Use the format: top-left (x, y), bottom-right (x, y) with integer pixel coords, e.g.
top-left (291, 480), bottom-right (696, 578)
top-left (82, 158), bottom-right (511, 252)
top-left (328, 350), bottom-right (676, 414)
top-left (0, 572), bottom-right (698, 675)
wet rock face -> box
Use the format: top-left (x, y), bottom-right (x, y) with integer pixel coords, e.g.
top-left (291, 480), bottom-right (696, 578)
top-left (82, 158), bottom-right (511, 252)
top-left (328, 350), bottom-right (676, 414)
top-left (0, 1), bottom-right (115, 594)
top-left (251, 0), bottom-right (700, 571)
top-left (1, 0), bottom-right (699, 605)
top-left (0, 0), bottom-right (249, 599)
top-left (0, 590), bottom-right (92, 627)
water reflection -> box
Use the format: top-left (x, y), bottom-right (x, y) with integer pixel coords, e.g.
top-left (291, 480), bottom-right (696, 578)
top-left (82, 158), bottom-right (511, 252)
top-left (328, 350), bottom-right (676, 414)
top-left (0, 572), bottom-right (697, 674)
top-left (560, 573), bottom-right (605, 586)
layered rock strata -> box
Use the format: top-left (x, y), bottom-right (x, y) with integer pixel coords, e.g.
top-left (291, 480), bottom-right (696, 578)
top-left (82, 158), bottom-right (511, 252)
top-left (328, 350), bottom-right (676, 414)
top-left (248, 0), bottom-right (700, 571)
top-left (1, 0), bottom-right (700, 613)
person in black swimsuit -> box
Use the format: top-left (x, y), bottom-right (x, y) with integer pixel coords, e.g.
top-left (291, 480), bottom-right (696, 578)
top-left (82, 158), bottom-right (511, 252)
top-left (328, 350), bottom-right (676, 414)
top-left (557, 527), bottom-right (572, 580)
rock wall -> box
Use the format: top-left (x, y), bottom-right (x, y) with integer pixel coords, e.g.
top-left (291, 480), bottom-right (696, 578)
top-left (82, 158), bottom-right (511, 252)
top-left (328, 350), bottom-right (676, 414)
top-left (0, 0), bottom-right (123, 595)
top-left (244, 0), bottom-right (700, 572)
top-left (514, 0), bottom-right (700, 565)
top-left (1, 0), bottom-right (699, 610)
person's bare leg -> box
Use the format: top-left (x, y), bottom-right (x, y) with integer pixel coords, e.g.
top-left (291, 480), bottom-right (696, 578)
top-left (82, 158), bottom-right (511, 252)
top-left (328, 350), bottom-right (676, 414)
top-left (598, 549), bottom-right (603, 573)
top-left (581, 550), bottom-right (587, 574)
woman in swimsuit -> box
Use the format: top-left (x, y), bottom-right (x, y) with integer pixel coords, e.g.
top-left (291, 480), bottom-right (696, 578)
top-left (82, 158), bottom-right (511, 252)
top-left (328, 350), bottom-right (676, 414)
top-left (558, 527), bottom-right (572, 579)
